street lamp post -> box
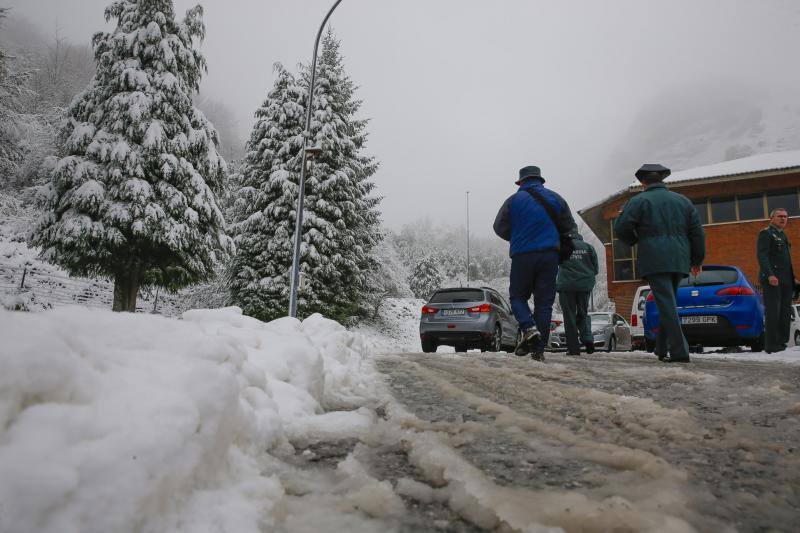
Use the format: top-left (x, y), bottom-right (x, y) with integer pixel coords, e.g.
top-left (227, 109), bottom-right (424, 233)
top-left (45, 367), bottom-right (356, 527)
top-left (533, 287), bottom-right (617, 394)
top-left (466, 190), bottom-right (470, 286)
top-left (288, 0), bottom-right (344, 318)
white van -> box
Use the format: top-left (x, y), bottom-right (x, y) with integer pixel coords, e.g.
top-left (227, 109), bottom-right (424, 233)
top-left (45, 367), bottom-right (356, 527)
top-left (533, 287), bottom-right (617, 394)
top-left (630, 285), bottom-right (651, 349)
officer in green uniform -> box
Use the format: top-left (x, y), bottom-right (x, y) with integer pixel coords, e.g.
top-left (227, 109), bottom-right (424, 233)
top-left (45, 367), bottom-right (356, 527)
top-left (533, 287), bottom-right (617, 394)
top-left (556, 231), bottom-right (599, 355)
top-left (613, 164), bottom-right (706, 363)
top-left (757, 208), bottom-right (796, 353)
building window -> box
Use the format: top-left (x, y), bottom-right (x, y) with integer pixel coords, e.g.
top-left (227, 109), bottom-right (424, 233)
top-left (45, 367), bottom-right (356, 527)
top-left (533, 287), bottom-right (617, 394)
top-left (611, 221), bottom-right (637, 281)
top-left (710, 196), bottom-right (736, 223)
top-left (738, 194), bottom-right (766, 221)
top-left (692, 198), bottom-right (709, 225)
top-left (767, 189), bottom-right (800, 217)
top-left (614, 260), bottom-right (635, 281)
top-left (612, 238), bottom-right (632, 260)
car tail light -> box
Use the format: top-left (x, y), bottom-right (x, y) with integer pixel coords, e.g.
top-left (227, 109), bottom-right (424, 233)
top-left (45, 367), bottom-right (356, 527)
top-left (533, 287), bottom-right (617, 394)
top-left (646, 293), bottom-right (654, 302)
top-left (631, 314), bottom-right (638, 327)
top-left (716, 286), bottom-right (755, 296)
top-left (421, 305), bottom-right (438, 315)
top-left (467, 303), bottom-right (492, 313)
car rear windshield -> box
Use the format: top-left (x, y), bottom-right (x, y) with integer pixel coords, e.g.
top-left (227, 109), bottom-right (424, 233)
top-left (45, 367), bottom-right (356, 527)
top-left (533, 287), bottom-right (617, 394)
top-left (679, 268), bottom-right (738, 287)
top-left (429, 289), bottom-right (485, 303)
top-left (590, 314), bottom-right (611, 323)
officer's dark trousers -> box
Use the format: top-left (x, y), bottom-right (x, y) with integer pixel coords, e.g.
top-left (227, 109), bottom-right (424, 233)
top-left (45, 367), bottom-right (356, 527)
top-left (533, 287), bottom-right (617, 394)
top-left (763, 281), bottom-right (793, 352)
top-left (509, 250), bottom-right (559, 350)
top-left (645, 273), bottom-right (690, 359)
top-left (558, 291), bottom-right (593, 353)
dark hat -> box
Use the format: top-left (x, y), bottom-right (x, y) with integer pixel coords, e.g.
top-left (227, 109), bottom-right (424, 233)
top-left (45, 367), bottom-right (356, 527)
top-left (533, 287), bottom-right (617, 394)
top-left (635, 163), bottom-right (671, 181)
top-left (516, 165), bottom-right (545, 184)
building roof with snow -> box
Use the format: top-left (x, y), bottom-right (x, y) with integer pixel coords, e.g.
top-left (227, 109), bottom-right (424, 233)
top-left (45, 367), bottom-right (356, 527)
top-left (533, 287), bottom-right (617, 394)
top-left (580, 150), bottom-right (800, 243)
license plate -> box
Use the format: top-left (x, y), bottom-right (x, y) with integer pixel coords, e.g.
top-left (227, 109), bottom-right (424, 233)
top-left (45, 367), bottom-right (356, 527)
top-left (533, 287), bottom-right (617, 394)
top-left (681, 316), bottom-right (717, 324)
top-left (441, 309), bottom-right (465, 316)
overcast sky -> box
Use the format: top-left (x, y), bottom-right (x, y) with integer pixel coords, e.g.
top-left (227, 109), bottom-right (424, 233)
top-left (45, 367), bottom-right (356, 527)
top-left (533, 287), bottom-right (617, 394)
top-left (6, 0), bottom-right (800, 237)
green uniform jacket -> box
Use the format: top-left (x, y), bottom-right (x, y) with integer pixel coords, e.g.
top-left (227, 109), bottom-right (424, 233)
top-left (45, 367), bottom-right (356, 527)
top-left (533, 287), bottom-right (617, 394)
top-left (556, 234), bottom-right (598, 292)
top-left (757, 225), bottom-right (795, 284)
top-left (613, 182), bottom-right (705, 278)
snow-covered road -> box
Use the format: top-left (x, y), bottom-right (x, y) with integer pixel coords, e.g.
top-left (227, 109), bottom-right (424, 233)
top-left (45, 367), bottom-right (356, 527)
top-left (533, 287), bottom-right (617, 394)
top-left (371, 351), bottom-right (800, 532)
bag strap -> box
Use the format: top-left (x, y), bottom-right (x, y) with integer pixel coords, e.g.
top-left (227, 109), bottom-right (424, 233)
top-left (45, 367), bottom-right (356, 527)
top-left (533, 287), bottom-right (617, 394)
top-left (524, 188), bottom-right (563, 234)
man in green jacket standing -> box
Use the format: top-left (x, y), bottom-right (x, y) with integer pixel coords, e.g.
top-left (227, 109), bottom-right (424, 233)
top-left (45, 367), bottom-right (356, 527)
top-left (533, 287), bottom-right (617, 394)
top-left (757, 208), bottom-right (796, 353)
top-left (613, 164), bottom-right (705, 363)
top-left (556, 231), bottom-right (599, 355)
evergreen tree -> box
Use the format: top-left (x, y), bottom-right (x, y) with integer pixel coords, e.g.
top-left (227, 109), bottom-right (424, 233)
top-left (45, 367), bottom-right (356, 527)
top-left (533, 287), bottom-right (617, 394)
top-left (229, 63), bottom-right (305, 321)
top-left (408, 256), bottom-right (444, 300)
top-left (297, 29), bottom-right (382, 321)
top-left (33, 0), bottom-right (230, 312)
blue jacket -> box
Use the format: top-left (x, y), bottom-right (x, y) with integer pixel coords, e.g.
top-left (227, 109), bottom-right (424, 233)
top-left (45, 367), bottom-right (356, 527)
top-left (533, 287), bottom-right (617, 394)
top-left (493, 181), bottom-right (575, 257)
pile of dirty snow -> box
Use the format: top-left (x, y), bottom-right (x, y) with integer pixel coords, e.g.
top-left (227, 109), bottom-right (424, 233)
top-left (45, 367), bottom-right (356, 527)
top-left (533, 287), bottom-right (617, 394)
top-left (0, 306), bottom-right (382, 533)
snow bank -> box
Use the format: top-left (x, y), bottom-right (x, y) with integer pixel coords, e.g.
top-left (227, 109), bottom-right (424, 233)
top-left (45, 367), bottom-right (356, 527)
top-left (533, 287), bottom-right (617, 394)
top-left (0, 306), bottom-right (380, 533)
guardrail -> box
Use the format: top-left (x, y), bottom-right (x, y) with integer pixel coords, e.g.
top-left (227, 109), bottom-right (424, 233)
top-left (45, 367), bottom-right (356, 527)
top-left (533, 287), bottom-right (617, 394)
top-left (0, 263), bottom-right (182, 315)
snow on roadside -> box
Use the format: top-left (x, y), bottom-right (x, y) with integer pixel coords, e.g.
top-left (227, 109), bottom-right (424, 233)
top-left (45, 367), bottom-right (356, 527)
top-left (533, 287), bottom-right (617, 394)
top-left (0, 306), bottom-right (383, 533)
top-left (352, 297), bottom-right (425, 353)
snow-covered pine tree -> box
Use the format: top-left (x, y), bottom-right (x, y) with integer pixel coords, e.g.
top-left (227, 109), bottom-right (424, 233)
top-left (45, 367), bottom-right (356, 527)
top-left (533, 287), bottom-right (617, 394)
top-left (33, 0), bottom-right (230, 312)
top-left (229, 63), bottom-right (305, 321)
top-left (408, 256), bottom-right (444, 300)
top-left (297, 29), bottom-right (382, 322)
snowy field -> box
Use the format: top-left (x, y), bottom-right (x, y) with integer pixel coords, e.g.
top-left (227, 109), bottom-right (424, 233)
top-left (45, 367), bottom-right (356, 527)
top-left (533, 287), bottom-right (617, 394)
top-left (0, 193), bottom-right (183, 315)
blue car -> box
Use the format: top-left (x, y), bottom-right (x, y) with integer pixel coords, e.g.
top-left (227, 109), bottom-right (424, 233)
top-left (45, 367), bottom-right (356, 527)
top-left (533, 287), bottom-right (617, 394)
top-left (643, 265), bottom-right (765, 352)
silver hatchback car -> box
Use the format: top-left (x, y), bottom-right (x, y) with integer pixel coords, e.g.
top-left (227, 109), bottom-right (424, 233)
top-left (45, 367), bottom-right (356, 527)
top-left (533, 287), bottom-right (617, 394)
top-left (549, 312), bottom-right (633, 352)
top-left (419, 287), bottom-right (519, 353)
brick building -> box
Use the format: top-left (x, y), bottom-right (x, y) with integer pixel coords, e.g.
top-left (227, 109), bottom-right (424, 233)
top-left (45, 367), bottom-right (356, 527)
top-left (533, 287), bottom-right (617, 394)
top-left (579, 151), bottom-right (800, 319)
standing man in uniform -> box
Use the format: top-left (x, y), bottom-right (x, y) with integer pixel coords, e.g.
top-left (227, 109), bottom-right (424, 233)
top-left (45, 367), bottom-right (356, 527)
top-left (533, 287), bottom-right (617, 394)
top-left (757, 208), bottom-right (797, 353)
top-left (613, 164), bottom-right (705, 363)
top-left (556, 231), bottom-right (599, 356)
top-left (493, 165), bottom-right (575, 361)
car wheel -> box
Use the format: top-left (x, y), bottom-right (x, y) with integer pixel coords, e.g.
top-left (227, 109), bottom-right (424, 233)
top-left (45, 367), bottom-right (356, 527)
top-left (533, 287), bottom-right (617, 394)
top-left (794, 331), bottom-right (800, 347)
top-left (645, 337), bottom-right (655, 353)
top-left (606, 335), bottom-right (616, 353)
top-left (752, 333), bottom-right (766, 352)
top-left (421, 338), bottom-right (437, 353)
top-left (483, 324), bottom-right (502, 353)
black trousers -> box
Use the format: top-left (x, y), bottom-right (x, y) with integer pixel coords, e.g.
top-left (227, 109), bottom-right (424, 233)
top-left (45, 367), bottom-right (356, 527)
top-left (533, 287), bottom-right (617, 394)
top-left (646, 273), bottom-right (690, 359)
top-left (558, 291), bottom-right (593, 353)
top-left (763, 282), bottom-right (793, 352)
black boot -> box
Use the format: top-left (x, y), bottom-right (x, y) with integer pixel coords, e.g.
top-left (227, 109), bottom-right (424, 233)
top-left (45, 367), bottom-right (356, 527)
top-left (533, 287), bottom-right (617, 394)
top-left (584, 342), bottom-right (595, 355)
top-left (515, 327), bottom-right (541, 357)
top-left (531, 350), bottom-right (546, 362)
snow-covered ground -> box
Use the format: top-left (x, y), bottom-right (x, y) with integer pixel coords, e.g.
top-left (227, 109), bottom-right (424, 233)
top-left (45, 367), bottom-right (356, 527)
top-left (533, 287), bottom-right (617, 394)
top-left (0, 306), bottom-right (385, 533)
top-left (352, 297), bottom-right (426, 354)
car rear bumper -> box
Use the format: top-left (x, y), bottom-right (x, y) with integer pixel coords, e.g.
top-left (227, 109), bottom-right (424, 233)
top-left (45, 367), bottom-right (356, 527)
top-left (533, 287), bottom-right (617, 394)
top-left (421, 330), bottom-right (492, 345)
top-left (645, 315), bottom-right (763, 346)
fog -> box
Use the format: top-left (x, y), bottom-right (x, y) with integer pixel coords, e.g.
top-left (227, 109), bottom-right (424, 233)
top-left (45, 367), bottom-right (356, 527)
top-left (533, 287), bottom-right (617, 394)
top-left (5, 0), bottom-right (800, 237)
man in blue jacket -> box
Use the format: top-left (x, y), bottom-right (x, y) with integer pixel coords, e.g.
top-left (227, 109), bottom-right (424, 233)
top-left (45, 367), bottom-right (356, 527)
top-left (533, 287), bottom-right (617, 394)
top-left (494, 165), bottom-right (575, 360)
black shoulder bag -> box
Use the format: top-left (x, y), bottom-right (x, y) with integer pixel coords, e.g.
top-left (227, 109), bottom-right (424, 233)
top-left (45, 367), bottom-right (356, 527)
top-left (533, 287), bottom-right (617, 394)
top-left (525, 188), bottom-right (574, 263)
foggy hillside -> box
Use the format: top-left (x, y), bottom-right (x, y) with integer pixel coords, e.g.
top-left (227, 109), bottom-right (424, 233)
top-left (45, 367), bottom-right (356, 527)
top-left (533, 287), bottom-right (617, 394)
top-left (604, 82), bottom-right (800, 187)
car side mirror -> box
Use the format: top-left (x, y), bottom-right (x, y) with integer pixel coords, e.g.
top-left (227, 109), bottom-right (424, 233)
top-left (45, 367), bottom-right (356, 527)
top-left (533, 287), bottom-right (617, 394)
top-left (615, 320), bottom-right (624, 326)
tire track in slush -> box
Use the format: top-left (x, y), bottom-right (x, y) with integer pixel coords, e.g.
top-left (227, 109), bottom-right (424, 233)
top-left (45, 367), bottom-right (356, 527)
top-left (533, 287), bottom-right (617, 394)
top-left (376, 352), bottom-right (800, 532)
